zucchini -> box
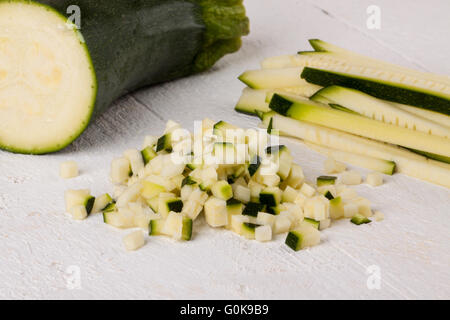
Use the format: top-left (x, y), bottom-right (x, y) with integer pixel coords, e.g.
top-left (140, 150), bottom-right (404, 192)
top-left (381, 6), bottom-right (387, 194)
top-left (259, 187), bottom-right (282, 207)
top-left (351, 214), bottom-right (371, 226)
top-left (307, 143), bottom-right (397, 175)
top-left (266, 145), bottom-right (293, 180)
top-left (395, 104), bottom-right (450, 128)
top-left (311, 86), bottom-right (450, 139)
top-left (149, 219), bottom-right (166, 236)
top-left (308, 39), bottom-right (450, 87)
top-left (141, 146), bottom-right (157, 165)
top-left (301, 67), bottom-right (450, 116)
top-left (242, 202), bottom-right (265, 217)
top-left (260, 112), bottom-right (450, 188)
top-left (0, 0), bottom-right (249, 154)
top-left (317, 176), bottom-right (337, 187)
top-left (285, 224), bottom-right (320, 251)
top-left (269, 94), bottom-right (450, 157)
top-left (211, 180), bottom-right (233, 201)
top-left (235, 88), bottom-right (270, 115)
top-left (239, 67), bottom-right (309, 89)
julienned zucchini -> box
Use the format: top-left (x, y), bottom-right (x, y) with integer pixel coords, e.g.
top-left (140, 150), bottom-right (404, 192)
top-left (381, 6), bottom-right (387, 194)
top-left (269, 94), bottom-right (450, 157)
top-left (0, 0), bottom-right (249, 154)
top-left (301, 67), bottom-right (450, 116)
top-left (259, 112), bottom-right (450, 188)
top-left (311, 86), bottom-right (450, 139)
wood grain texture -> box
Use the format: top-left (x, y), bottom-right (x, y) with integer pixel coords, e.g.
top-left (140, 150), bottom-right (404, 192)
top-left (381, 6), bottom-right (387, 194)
top-left (0, 0), bottom-right (449, 299)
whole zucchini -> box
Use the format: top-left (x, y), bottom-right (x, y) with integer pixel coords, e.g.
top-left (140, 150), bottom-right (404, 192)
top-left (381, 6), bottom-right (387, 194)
top-left (0, 0), bottom-right (249, 154)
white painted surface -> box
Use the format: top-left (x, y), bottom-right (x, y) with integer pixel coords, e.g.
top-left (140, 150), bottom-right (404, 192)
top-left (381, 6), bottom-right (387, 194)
top-left (0, 0), bottom-right (449, 300)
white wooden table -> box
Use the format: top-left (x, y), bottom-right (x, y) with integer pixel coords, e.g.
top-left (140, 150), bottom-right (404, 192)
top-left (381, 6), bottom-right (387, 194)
top-left (1, 0), bottom-right (449, 299)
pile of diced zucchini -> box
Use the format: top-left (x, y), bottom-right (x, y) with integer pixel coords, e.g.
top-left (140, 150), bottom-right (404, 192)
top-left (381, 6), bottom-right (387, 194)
top-left (64, 119), bottom-right (380, 252)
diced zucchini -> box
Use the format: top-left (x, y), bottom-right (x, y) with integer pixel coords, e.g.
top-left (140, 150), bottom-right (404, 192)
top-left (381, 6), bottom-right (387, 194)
top-left (242, 202), bottom-right (265, 217)
top-left (124, 149), bottom-right (145, 176)
top-left (351, 214), bottom-right (372, 225)
top-left (146, 197), bottom-right (159, 213)
top-left (248, 155), bottom-right (262, 177)
top-left (59, 161), bottom-right (79, 179)
top-left (340, 171), bottom-right (362, 185)
top-left (181, 216), bottom-right (193, 241)
top-left (149, 219), bottom-right (166, 236)
top-left (69, 205), bottom-right (88, 221)
top-left (102, 210), bottom-right (116, 224)
top-left (284, 164), bottom-right (304, 189)
top-left (241, 222), bottom-right (259, 239)
top-left (181, 176), bottom-right (197, 188)
top-left (317, 176), bottom-right (337, 187)
top-left (141, 146), bottom-right (157, 165)
top-left (123, 231), bottom-right (145, 251)
top-left (324, 157), bottom-right (346, 174)
top-left (141, 181), bottom-right (166, 199)
top-left (233, 185), bottom-right (251, 203)
top-left (259, 187), bottom-right (282, 207)
top-left (343, 203), bottom-right (359, 219)
top-left (102, 201), bottom-right (117, 214)
top-left (255, 225), bottom-right (272, 242)
top-left (366, 172), bottom-right (384, 187)
top-left (116, 182), bottom-right (142, 208)
top-left (213, 121), bottom-right (239, 141)
top-left (303, 218), bottom-right (320, 229)
top-left (156, 134), bottom-right (172, 152)
top-left (256, 211), bottom-right (277, 227)
top-left (110, 157), bottom-right (131, 184)
top-left (211, 180), bottom-right (233, 201)
top-left (273, 215), bottom-right (292, 234)
top-left (328, 196), bottom-right (344, 220)
top-left (299, 183), bottom-right (316, 197)
top-left (204, 197), bottom-right (228, 227)
top-left (285, 224), bottom-right (321, 251)
top-left (64, 189), bottom-right (95, 215)
top-left (92, 193), bottom-right (113, 214)
top-left (266, 145), bottom-right (293, 180)
top-left (324, 191), bottom-right (334, 200)
top-left (282, 186), bottom-right (298, 203)
top-left (266, 205), bottom-right (286, 215)
top-left (157, 194), bottom-right (183, 218)
top-left (304, 196), bottom-right (329, 221)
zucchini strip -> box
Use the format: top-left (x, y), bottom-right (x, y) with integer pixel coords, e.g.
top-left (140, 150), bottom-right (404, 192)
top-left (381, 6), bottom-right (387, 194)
top-left (394, 103), bottom-right (450, 128)
top-left (305, 142), bottom-right (396, 175)
top-left (260, 112), bottom-right (450, 188)
top-left (301, 67), bottom-right (450, 116)
top-left (311, 86), bottom-right (450, 138)
top-left (235, 88), bottom-right (270, 115)
top-left (269, 94), bottom-right (450, 157)
top-left (308, 39), bottom-right (450, 87)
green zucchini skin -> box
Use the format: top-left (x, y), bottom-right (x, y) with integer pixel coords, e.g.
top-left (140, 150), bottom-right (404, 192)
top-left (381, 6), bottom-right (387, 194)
top-left (301, 67), bottom-right (450, 116)
top-left (1, 0), bottom-right (248, 154)
top-left (38, 0), bottom-right (248, 117)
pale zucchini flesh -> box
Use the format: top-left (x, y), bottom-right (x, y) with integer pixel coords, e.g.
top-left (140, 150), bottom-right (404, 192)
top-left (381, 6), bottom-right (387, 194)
top-left (270, 94), bottom-right (450, 157)
top-left (0, 1), bottom-right (96, 154)
top-left (311, 86), bottom-right (450, 138)
top-left (261, 112), bottom-right (450, 188)
top-left (301, 67), bottom-right (450, 116)
top-left (306, 142), bottom-right (396, 175)
top-left (235, 88), bottom-right (270, 115)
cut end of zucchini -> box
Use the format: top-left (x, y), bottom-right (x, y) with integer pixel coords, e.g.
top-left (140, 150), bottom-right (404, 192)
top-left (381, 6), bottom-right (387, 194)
top-left (0, 1), bottom-right (96, 154)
